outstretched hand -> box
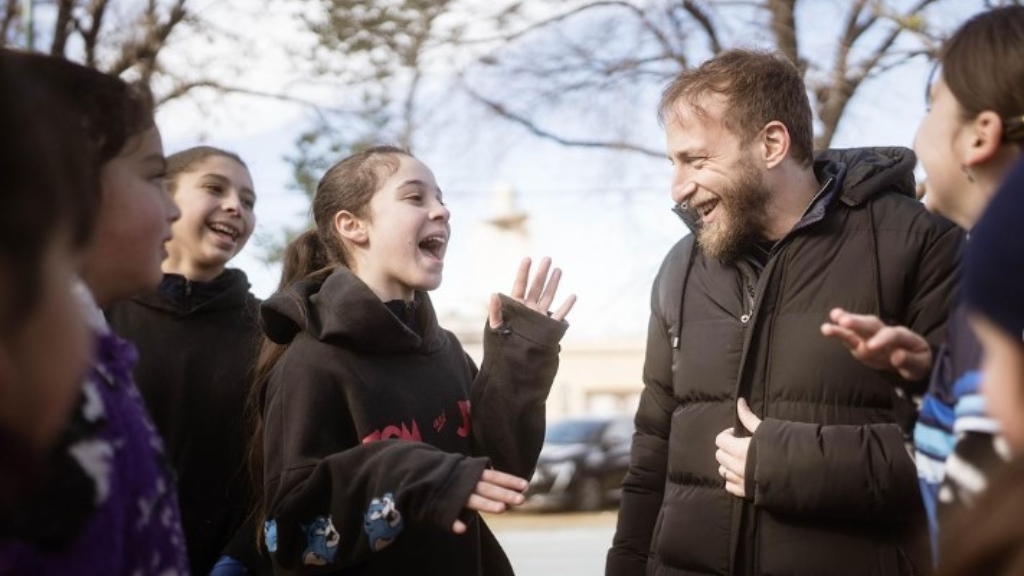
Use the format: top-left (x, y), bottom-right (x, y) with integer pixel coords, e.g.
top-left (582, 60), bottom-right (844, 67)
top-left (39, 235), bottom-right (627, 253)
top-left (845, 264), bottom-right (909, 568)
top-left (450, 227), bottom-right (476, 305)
top-left (488, 257), bottom-right (577, 329)
top-left (715, 398), bottom-right (762, 499)
top-left (820, 307), bottom-right (932, 381)
top-left (453, 469), bottom-right (528, 534)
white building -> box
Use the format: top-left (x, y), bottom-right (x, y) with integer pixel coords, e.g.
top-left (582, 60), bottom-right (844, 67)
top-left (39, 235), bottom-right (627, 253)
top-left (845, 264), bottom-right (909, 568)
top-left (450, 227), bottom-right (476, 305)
top-left (444, 183), bottom-right (646, 421)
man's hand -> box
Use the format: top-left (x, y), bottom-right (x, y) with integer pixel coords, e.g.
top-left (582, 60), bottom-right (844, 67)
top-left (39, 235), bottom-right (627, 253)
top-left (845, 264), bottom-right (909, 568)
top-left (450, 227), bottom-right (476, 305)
top-left (715, 399), bottom-right (762, 499)
top-left (820, 307), bottom-right (932, 381)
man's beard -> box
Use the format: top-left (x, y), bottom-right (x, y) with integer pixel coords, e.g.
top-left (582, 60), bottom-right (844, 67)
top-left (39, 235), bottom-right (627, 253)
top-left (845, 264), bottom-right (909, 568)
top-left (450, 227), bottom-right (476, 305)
top-left (695, 157), bottom-right (771, 264)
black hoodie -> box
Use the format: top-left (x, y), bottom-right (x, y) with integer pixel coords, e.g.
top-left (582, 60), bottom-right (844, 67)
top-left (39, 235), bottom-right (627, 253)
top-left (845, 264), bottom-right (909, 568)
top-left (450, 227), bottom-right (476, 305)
top-left (106, 269), bottom-right (269, 576)
top-left (259, 266), bottom-right (567, 576)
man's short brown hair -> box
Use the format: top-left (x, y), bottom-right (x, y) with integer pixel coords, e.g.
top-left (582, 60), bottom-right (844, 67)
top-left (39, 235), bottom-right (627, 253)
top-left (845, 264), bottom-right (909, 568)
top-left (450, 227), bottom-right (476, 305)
top-left (658, 48), bottom-right (814, 166)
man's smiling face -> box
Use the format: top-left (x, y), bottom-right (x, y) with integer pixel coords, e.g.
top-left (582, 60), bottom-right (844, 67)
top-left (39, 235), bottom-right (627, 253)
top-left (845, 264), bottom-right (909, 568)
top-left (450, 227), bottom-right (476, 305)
top-left (666, 95), bottom-right (771, 263)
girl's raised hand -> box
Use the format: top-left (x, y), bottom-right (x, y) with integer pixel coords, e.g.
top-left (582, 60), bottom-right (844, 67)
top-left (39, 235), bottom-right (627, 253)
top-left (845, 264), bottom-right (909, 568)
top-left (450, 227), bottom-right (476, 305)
top-left (488, 257), bottom-right (577, 329)
top-left (452, 469), bottom-right (529, 534)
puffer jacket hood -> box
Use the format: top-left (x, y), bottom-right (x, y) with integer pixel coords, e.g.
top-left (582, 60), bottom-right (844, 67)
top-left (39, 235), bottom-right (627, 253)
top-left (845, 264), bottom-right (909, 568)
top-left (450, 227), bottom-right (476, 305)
top-left (817, 146), bottom-right (917, 206)
top-left (675, 147), bottom-right (917, 234)
top-left (260, 266), bottom-right (447, 355)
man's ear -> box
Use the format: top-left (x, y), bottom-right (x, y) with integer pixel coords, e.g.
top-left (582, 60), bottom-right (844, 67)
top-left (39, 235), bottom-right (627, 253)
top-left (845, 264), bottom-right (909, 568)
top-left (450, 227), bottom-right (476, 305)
top-left (964, 111), bottom-right (1005, 168)
top-left (333, 210), bottom-right (368, 245)
top-left (760, 121), bottom-right (791, 169)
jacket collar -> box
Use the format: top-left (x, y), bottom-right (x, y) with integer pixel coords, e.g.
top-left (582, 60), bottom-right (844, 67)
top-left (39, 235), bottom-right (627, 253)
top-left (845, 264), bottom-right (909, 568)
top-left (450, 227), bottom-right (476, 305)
top-left (133, 269), bottom-right (252, 316)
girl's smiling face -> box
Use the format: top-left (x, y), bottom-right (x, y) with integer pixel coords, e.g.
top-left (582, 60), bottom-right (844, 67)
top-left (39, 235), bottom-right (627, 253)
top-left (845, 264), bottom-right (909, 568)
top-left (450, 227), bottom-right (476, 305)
top-left (343, 156), bottom-right (450, 302)
top-left (164, 155), bottom-right (256, 281)
top-left (914, 76), bottom-right (979, 228)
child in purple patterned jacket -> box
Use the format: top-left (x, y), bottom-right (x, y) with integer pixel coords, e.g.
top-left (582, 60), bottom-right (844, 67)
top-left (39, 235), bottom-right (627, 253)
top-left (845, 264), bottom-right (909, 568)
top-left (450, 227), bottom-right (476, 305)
top-left (0, 50), bottom-right (189, 576)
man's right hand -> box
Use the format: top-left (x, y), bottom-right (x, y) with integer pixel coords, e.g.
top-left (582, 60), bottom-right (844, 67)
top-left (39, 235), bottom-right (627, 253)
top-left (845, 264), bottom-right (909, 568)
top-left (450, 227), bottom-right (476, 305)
top-left (820, 307), bottom-right (932, 381)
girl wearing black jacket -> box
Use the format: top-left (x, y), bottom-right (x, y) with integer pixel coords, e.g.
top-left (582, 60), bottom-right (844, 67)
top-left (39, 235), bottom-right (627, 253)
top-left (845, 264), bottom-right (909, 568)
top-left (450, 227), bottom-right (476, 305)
top-left (106, 146), bottom-right (267, 576)
top-left (251, 145), bottom-right (574, 575)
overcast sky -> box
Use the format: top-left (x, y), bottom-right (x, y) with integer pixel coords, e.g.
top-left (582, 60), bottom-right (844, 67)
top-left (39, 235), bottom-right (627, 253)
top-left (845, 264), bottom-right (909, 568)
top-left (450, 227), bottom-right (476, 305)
top-left (154, 0), bottom-right (962, 343)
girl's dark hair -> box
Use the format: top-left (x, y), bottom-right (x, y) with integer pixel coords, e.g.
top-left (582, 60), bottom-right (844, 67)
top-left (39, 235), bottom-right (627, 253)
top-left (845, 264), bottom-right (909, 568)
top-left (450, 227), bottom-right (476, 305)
top-left (941, 6), bottom-right (1024, 144)
top-left (166, 146), bottom-right (248, 194)
top-left (309, 145), bottom-right (409, 270)
top-left (245, 145), bottom-right (411, 544)
top-left (6, 50), bottom-right (156, 170)
top-left (0, 50), bottom-right (97, 333)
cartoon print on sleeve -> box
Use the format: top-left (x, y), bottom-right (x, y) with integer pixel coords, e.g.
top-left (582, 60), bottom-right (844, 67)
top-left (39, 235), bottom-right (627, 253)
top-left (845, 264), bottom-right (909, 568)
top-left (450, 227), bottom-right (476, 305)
top-left (264, 519), bottom-right (278, 554)
top-left (363, 492), bottom-right (404, 552)
top-left (301, 516), bottom-right (340, 566)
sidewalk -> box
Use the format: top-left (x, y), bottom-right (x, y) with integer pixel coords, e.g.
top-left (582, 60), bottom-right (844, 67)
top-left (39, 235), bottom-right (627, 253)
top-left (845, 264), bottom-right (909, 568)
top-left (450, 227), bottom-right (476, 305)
top-left (485, 510), bottom-right (618, 576)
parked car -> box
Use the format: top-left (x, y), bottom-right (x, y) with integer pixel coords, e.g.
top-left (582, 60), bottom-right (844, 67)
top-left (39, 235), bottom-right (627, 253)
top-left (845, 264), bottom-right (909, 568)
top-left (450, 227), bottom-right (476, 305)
top-left (525, 414), bottom-right (634, 511)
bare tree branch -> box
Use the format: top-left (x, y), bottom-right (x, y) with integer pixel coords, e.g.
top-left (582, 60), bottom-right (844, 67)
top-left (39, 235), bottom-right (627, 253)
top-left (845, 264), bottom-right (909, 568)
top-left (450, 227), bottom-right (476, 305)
top-left (155, 79), bottom-right (334, 118)
top-left (814, 0), bottom-right (940, 146)
top-left (852, 0), bottom-right (941, 82)
top-left (683, 0), bottom-right (722, 54)
top-left (105, 0), bottom-right (187, 79)
top-left (82, 0), bottom-right (111, 67)
top-left (50, 0), bottom-right (76, 56)
top-left (461, 80), bottom-right (663, 157)
top-left (767, 0), bottom-right (797, 68)
top-left (1, 0), bottom-right (19, 45)
top-left (465, 0), bottom-right (657, 46)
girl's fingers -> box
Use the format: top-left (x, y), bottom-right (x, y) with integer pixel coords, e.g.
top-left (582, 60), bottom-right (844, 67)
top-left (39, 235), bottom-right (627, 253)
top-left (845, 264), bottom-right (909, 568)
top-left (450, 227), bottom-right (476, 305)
top-left (828, 307), bottom-right (849, 324)
top-left (524, 257), bottom-right (552, 305)
top-left (480, 468), bottom-right (529, 491)
top-left (452, 519), bottom-right (467, 534)
top-left (464, 493), bottom-right (508, 513)
top-left (504, 256), bottom-right (574, 319)
top-left (836, 313), bottom-right (884, 340)
top-left (821, 323), bottom-right (863, 351)
top-left (550, 294), bottom-right (577, 322)
top-left (473, 480), bottom-right (526, 506)
top-left (867, 326), bottom-right (928, 353)
top-left (537, 267), bottom-right (562, 312)
top-left (510, 258), bottom-right (532, 300)
top-left (487, 294), bottom-right (503, 329)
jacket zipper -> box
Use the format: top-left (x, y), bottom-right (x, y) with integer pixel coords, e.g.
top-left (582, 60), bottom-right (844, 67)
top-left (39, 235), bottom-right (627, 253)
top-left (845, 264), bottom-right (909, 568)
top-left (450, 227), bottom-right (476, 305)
top-left (728, 176), bottom-right (836, 574)
top-left (728, 253), bottom-right (779, 576)
top-left (740, 274), bottom-right (756, 324)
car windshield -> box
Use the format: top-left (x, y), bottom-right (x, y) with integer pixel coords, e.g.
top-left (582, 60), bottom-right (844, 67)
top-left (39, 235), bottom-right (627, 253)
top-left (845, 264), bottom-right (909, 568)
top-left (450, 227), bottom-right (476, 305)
top-left (545, 419), bottom-right (604, 444)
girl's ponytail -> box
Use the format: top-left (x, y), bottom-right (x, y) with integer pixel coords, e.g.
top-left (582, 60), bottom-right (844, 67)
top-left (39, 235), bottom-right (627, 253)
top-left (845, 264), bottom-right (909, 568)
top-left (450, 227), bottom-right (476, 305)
top-left (278, 229), bottom-right (334, 290)
top-left (244, 229), bottom-right (340, 545)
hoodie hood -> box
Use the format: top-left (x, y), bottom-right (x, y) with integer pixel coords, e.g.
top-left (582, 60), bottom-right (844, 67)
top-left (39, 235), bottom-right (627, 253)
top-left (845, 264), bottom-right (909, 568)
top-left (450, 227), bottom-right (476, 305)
top-left (131, 268), bottom-right (255, 317)
top-left (260, 266), bottom-right (447, 354)
top-left (815, 146), bottom-right (917, 206)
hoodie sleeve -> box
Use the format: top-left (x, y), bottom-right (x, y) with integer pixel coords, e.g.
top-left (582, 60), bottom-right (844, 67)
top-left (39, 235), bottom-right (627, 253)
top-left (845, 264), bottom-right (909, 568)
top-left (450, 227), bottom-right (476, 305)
top-left (261, 346), bottom-right (488, 574)
top-left (469, 294), bottom-right (568, 479)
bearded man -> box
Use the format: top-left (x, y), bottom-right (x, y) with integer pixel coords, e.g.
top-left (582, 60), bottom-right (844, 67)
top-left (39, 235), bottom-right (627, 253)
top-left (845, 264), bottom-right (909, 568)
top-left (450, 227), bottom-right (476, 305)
top-left (606, 49), bottom-right (961, 576)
